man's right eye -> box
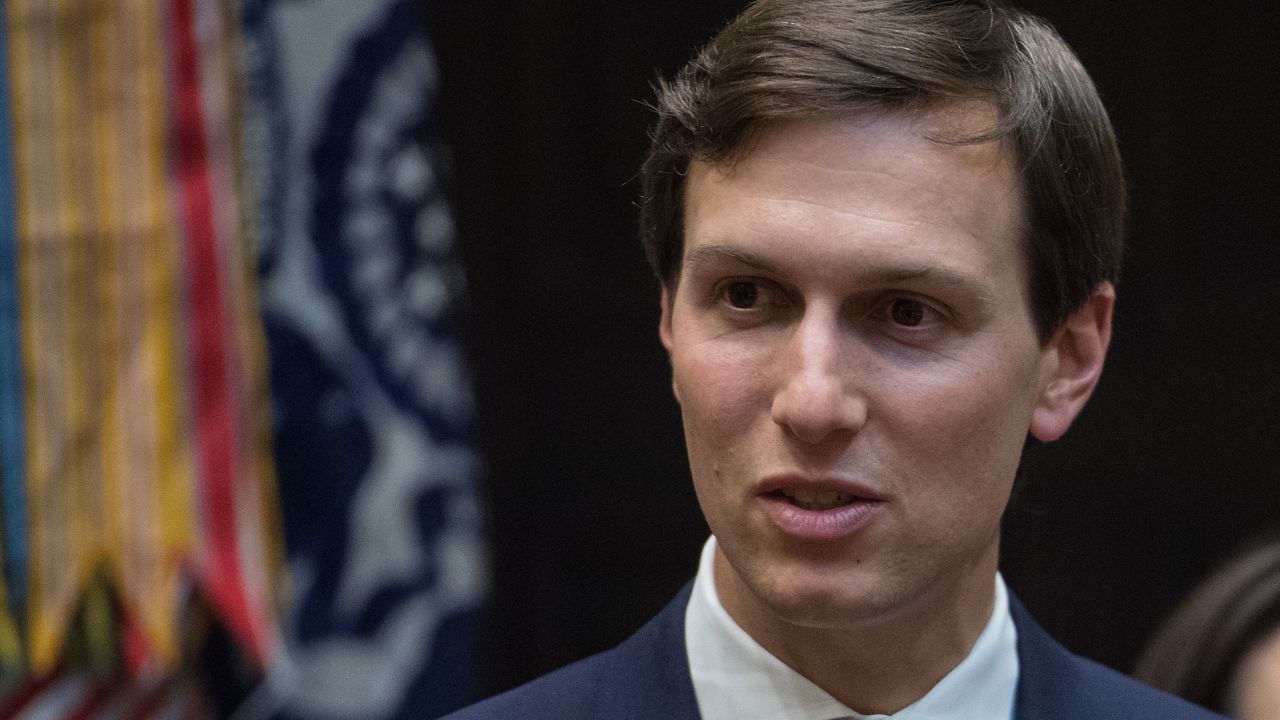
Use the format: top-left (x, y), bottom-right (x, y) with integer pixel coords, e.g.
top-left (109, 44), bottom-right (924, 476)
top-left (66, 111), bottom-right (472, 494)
top-left (725, 281), bottom-right (759, 309)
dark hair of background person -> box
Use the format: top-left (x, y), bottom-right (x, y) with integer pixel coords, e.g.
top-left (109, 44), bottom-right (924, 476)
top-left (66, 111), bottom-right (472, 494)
top-left (1133, 535), bottom-right (1280, 715)
top-left (639, 0), bottom-right (1125, 343)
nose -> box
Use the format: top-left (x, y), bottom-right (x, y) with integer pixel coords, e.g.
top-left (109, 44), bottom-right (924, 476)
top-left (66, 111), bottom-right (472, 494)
top-left (770, 310), bottom-right (867, 445)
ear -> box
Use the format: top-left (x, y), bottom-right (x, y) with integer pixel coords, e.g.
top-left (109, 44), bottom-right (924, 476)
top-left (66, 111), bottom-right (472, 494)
top-left (1029, 283), bottom-right (1115, 442)
top-left (659, 286), bottom-right (675, 352)
top-left (659, 286), bottom-right (681, 403)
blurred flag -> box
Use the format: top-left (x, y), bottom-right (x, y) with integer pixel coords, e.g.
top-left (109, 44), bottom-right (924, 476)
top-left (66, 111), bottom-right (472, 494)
top-left (0, 0), bottom-right (282, 700)
top-left (0, 667), bottom-right (218, 719)
top-left (0, 3), bottom-right (26, 685)
top-left (239, 0), bottom-right (487, 717)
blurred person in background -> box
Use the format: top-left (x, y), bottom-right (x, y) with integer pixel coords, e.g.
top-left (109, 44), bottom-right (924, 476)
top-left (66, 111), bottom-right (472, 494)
top-left (1136, 536), bottom-right (1280, 719)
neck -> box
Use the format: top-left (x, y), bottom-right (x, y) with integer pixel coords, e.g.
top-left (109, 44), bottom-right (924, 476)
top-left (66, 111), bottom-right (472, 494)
top-left (713, 545), bottom-right (998, 715)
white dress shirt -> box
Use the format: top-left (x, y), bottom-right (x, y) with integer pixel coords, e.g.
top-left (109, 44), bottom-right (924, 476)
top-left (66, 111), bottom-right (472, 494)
top-left (685, 537), bottom-right (1019, 720)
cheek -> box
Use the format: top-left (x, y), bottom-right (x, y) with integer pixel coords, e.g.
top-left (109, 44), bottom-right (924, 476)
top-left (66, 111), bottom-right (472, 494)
top-left (898, 345), bottom-right (1041, 446)
top-left (879, 357), bottom-right (1040, 515)
top-left (672, 348), bottom-right (770, 481)
top-left (673, 343), bottom-right (770, 426)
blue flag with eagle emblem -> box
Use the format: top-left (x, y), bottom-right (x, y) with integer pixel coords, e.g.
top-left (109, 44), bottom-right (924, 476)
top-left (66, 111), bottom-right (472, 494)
top-left (240, 1), bottom-right (486, 717)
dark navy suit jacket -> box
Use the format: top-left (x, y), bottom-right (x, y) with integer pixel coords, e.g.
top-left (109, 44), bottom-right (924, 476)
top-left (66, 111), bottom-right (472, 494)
top-left (443, 584), bottom-right (1225, 719)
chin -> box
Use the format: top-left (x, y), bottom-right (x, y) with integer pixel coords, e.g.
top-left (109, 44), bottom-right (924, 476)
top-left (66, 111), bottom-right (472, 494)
top-left (747, 560), bottom-right (907, 630)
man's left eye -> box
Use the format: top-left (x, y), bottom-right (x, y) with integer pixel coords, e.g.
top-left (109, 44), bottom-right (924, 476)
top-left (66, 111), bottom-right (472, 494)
top-left (726, 281), bottom-right (759, 309)
top-left (888, 298), bottom-right (928, 327)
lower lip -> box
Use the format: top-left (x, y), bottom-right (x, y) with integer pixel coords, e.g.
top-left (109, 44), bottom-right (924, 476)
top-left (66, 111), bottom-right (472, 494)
top-left (760, 494), bottom-right (884, 541)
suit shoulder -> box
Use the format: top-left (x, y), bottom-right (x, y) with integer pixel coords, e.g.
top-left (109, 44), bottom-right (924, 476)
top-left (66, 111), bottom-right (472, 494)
top-left (440, 584), bottom-right (698, 720)
top-left (1054, 652), bottom-right (1227, 720)
top-left (437, 649), bottom-right (614, 720)
top-left (1010, 594), bottom-right (1227, 720)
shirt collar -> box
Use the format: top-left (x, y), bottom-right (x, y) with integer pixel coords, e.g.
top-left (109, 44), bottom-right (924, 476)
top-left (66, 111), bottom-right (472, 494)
top-left (685, 536), bottom-right (1019, 720)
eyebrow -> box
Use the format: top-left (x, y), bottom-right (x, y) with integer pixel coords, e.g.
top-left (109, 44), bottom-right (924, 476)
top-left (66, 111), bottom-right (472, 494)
top-left (683, 242), bottom-right (998, 303)
top-left (683, 243), bottom-right (781, 275)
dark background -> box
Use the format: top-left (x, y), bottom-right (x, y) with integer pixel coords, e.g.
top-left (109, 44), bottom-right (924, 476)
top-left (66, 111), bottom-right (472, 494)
top-left (429, 1), bottom-right (1280, 699)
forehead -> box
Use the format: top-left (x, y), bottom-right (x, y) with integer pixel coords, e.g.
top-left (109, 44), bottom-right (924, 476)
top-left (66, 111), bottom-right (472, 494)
top-left (681, 105), bottom-right (1026, 288)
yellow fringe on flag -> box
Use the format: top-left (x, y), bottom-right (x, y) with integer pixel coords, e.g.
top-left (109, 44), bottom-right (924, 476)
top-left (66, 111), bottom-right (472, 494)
top-left (0, 569), bottom-right (20, 674)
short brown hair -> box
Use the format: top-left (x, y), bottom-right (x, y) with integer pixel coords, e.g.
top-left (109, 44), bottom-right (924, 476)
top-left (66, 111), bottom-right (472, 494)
top-left (639, 0), bottom-right (1125, 341)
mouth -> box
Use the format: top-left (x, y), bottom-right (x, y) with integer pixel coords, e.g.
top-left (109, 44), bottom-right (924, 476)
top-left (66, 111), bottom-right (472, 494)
top-left (774, 487), bottom-right (860, 511)
top-left (756, 476), bottom-right (885, 540)
top-left (758, 474), bottom-right (885, 507)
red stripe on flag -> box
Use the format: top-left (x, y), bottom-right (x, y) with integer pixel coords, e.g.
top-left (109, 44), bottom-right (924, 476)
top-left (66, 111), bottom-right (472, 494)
top-left (166, 0), bottom-right (263, 665)
top-left (120, 603), bottom-right (151, 676)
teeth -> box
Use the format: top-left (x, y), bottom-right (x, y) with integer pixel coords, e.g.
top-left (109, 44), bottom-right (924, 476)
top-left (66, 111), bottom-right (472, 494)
top-left (780, 488), bottom-right (855, 510)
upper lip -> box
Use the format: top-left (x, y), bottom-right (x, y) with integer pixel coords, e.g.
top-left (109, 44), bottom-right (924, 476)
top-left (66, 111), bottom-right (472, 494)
top-left (755, 473), bottom-right (887, 502)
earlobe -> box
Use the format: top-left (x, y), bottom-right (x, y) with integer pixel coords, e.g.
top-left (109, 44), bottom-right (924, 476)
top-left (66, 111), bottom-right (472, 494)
top-left (1029, 283), bottom-right (1115, 442)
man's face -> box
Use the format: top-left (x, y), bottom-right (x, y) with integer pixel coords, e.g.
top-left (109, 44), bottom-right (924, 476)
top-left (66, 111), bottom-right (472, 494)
top-left (661, 106), bottom-right (1075, 632)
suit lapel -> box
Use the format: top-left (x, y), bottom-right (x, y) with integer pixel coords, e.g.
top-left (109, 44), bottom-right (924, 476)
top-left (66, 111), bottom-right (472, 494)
top-left (1010, 593), bottom-right (1086, 720)
top-left (596, 582), bottom-right (703, 720)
